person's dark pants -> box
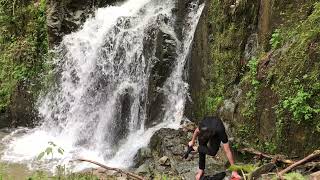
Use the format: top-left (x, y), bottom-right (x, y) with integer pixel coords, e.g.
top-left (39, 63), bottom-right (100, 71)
top-left (198, 144), bottom-right (217, 170)
top-left (198, 139), bottom-right (219, 170)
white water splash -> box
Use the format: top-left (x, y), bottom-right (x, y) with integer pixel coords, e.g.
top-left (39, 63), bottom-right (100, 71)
top-left (1, 0), bottom-right (204, 171)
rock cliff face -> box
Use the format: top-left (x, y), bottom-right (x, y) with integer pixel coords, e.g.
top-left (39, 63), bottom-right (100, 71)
top-left (187, 0), bottom-right (320, 156)
top-left (46, 0), bottom-right (125, 46)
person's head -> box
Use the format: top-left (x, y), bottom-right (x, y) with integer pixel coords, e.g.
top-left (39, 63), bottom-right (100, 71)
top-left (198, 116), bottom-right (216, 142)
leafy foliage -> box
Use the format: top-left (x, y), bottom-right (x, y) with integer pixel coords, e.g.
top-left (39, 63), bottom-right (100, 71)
top-left (228, 164), bottom-right (257, 180)
top-left (282, 88), bottom-right (320, 123)
top-left (241, 57), bottom-right (260, 118)
top-left (195, 0), bottom-right (259, 119)
top-left (271, 2), bottom-right (320, 143)
top-left (37, 141), bottom-right (64, 160)
top-left (228, 164), bottom-right (257, 173)
top-left (0, 0), bottom-right (48, 111)
top-left (270, 29), bottom-right (282, 50)
top-left (232, 1), bottom-right (320, 154)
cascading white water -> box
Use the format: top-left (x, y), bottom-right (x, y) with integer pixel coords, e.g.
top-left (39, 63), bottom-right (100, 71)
top-left (1, 0), bottom-right (204, 171)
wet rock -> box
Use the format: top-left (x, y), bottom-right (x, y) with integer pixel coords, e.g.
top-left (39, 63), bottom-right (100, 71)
top-left (46, 0), bottom-right (125, 46)
top-left (182, 121), bottom-right (197, 132)
top-left (219, 87), bottom-right (242, 123)
top-left (244, 33), bottom-right (259, 62)
top-left (144, 29), bottom-right (178, 127)
top-left (135, 163), bottom-right (150, 175)
top-left (111, 89), bottom-right (133, 146)
top-left (7, 81), bottom-right (39, 128)
top-left (159, 156), bottom-right (170, 166)
top-left (185, 0), bottom-right (210, 121)
top-left (133, 147), bottom-right (152, 167)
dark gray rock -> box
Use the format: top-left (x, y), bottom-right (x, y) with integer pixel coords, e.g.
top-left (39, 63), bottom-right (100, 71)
top-left (144, 29), bottom-right (178, 127)
top-left (5, 81), bottom-right (39, 128)
top-left (184, 0), bottom-right (210, 121)
top-left (133, 147), bottom-right (152, 167)
top-left (46, 0), bottom-right (126, 46)
top-left (135, 163), bottom-right (150, 175)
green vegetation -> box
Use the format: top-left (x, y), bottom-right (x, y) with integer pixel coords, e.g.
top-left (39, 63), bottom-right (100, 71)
top-left (283, 172), bottom-right (306, 180)
top-left (229, 164), bottom-right (308, 180)
top-left (0, 142), bottom-right (97, 180)
top-left (37, 142), bottom-right (65, 160)
top-left (194, 0), bottom-right (259, 119)
top-left (229, 164), bottom-right (257, 180)
top-left (241, 57), bottom-right (260, 118)
top-left (270, 29), bottom-right (282, 50)
top-left (269, 2), bottom-right (320, 150)
top-left (0, 168), bottom-right (99, 180)
top-left (205, 0), bottom-right (320, 155)
top-left (282, 88), bottom-right (320, 124)
top-left (0, 0), bottom-right (48, 112)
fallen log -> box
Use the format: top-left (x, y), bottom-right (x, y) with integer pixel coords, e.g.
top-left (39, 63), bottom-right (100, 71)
top-left (240, 148), bottom-right (294, 164)
top-left (278, 150), bottom-right (320, 178)
top-left (72, 158), bottom-right (144, 180)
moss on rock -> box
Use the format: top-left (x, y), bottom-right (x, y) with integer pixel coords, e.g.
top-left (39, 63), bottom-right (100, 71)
top-left (192, 0), bottom-right (320, 156)
top-left (0, 0), bottom-right (49, 126)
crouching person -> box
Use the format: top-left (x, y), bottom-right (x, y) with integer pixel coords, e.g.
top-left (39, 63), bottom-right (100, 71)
top-left (188, 116), bottom-right (241, 180)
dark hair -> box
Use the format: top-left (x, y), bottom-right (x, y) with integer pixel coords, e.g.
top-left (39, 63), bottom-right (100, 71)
top-left (198, 117), bottom-right (216, 143)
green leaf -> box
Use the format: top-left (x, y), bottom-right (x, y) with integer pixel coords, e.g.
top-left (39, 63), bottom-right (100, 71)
top-left (228, 164), bottom-right (257, 173)
top-left (45, 147), bottom-right (52, 155)
top-left (58, 148), bottom-right (64, 155)
top-left (48, 141), bottom-right (56, 147)
top-left (37, 152), bottom-right (45, 160)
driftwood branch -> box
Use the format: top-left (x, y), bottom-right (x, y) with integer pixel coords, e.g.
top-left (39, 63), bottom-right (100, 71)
top-left (278, 150), bottom-right (320, 178)
top-left (296, 161), bottom-right (320, 173)
top-left (72, 158), bottom-right (144, 180)
top-left (240, 148), bottom-right (294, 164)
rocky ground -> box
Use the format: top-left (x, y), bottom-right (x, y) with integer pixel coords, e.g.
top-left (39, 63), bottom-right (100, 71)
top-left (70, 122), bottom-right (320, 180)
top-left (84, 122), bottom-right (232, 180)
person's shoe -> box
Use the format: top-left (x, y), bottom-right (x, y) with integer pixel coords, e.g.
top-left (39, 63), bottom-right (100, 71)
top-left (200, 172), bottom-right (226, 180)
top-left (183, 145), bottom-right (194, 159)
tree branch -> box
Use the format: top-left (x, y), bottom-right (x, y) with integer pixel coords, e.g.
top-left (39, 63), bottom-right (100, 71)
top-left (278, 150), bottom-right (320, 178)
top-left (72, 158), bottom-right (144, 180)
top-left (240, 148), bottom-right (294, 164)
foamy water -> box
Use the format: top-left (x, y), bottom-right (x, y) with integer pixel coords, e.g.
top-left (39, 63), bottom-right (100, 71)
top-left (1, 0), bottom-right (204, 172)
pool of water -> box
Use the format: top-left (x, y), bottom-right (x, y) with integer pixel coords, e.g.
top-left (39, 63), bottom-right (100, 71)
top-left (0, 129), bottom-right (39, 179)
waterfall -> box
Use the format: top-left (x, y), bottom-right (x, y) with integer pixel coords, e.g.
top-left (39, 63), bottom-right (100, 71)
top-left (1, 0), bottom-right (204, 171)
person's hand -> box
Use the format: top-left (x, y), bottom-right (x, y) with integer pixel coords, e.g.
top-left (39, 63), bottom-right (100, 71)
top-left (231, 171), bottom-right (241, 179)
top-left (188, 141), bottom-right (194, 147)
